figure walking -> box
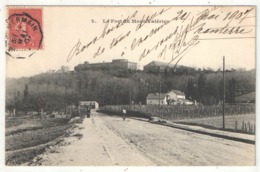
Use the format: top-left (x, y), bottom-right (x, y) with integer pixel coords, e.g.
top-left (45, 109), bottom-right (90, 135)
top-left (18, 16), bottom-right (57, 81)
top-left (122, 109), bottom-right (126, 121)
top-left (87, 107), bottom-right (91, 118)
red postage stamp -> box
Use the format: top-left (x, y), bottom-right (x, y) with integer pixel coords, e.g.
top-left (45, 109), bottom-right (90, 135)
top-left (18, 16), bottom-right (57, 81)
top-left (7, 8), bottom-right (43, 50)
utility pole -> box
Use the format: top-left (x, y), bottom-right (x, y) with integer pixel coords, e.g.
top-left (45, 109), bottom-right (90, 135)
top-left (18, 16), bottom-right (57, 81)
top-left (223, 56), bottom-right (225, 129)
top-left (159, 73), bottom-right (161, 116)
top-left (129, 86), bottom-right (131, 105)
top-left (159, 67), bottom-right (163, 118)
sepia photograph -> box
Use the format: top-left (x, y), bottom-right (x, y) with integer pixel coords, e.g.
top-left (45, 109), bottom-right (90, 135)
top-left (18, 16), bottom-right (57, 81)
top-left (3, 5), bottom-right (256, 167)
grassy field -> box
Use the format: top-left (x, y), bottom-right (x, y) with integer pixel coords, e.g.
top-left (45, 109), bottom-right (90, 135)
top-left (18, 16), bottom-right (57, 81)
top-left (5, 116), bottom-right (72, 165)
top-left (101, 104), bottom-right (255, 134)
top-left (6, 117), bottom-right (69, 136)
top-left (175, 114), bottom-right (255, 134)
top-left (101, 104), bottom-right (255, 120)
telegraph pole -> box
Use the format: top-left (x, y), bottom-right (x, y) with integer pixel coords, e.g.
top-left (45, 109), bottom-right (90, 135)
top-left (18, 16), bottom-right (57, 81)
top-left (159, 73), bottom-right (161, 108)
top-left (129, 86), bottom-right (131, 105)
top-left (159, 67), bottom-right (163, 118)
top-left (223, 56), bottom-right (225, 129)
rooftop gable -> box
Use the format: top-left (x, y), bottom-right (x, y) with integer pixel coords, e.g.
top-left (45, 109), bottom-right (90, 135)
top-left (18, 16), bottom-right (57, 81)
top-left (169, 90), bottom-right (185, 96)
top-left (146, 93), bottom-right (167, 99)
top-left (235, 92), bottom-right (255, 102)
top-left (145, 61), bottom-right (175, 67)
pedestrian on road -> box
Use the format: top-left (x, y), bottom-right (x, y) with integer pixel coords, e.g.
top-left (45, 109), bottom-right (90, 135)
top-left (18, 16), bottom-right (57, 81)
top-left (87, 107), bottom-right (91, 118)
top-left (122, 109), bottom-right (126, 121)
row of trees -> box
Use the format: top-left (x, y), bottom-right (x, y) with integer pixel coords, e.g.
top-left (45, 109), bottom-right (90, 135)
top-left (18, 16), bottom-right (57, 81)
top-left (186, 75), bottom-right (236, 104)
top-left (6, 67), bottom-right (255, 112)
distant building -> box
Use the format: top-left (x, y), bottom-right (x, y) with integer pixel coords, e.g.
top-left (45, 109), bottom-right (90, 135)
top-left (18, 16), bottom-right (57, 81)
top-left (167, 90), bottom-right (194, 105)
top-left (74, 59), bottom-right (137, 71)
top-left (235, 89), bottom-right (255, 97)
top-left (146, 93), bottom-right (168, 105)
top-left (179, 99), bottom-right (194, 105)
top-left (112, 59), bottom-right (137, 71)
top-left (143, 61), bottom-right (175, 73)
top-left (167, 90), bottom-right (185, 100)
top-left (79, 101), bottom-right (99, 109)
top-left (235, 92), bottom-right (255, 103)
top-left (146, 90), bottom-right (193, 105)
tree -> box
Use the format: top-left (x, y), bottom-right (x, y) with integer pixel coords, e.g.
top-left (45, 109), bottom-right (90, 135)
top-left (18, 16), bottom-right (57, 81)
top-left (77, 79), bottom-right (82, 93)
top-left (5, 66), bottom-right (255, 112)
top-left (60, 66), bottom-right (69, 73)
top-left (218, 78), bottom-right (223, 101)
top-left (186, 78), bottom-right (193, 100)
top-left (228, 77), bottom-right (236, 103)
top-left (198, 73), bottom-right (206, 102)
top-left (23, 84), bottom-right (29, 100)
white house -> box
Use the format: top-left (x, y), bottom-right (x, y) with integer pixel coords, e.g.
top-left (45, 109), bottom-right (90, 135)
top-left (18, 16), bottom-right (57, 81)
top-left (178, 98), bottom-right (194, 105)
top-left (146, 93), bottom-right (168, 105)
top-left (167, 90), bottom-right (185, 100)
top-left (146, 90), bottom-right (193, 105)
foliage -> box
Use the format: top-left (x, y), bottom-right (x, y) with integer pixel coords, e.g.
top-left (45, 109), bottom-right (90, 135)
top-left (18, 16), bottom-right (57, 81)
top-left (6, 66), bottom-right (255, 113)
top-left (5, 117), bottom-right (71, 165)
top-left (100, 104), bottom-right (255, 120)
top-left (175, 114), bottom-right (255, 134)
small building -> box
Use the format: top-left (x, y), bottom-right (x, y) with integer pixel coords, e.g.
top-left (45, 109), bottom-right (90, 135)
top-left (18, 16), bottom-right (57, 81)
top-left (235, 92), bottom-right (255, 103)
top-left (112, 59), bottom-right (138, 71)
top-left (144, 61), bottom-right (175, 73)
top-left (146, 93), bottom-right (168, 105)
top-left (178, 99), bottom-right (194, 105)
top-left (74, 59), bottom-right (137, 71)
top-left (166, 90), bottom-right (188, 105)
top-left (167, 90), bottom-right (185, 100)
top-left (79, 101), bottom-right (99, 109)
top-left (146, 90), bottom-right (191, 105)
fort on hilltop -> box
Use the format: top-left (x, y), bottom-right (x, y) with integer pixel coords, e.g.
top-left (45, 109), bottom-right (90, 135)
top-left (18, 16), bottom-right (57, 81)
top-left (74, 59), bottom-right (137, 71)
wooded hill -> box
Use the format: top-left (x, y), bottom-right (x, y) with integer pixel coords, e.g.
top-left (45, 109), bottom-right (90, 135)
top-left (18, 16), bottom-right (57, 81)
top-left (6, 66), bottom-right (255, 112)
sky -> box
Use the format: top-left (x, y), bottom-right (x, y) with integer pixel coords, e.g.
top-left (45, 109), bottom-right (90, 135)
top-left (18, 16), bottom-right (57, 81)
top-left (5, 6), bottom-right (255, 78)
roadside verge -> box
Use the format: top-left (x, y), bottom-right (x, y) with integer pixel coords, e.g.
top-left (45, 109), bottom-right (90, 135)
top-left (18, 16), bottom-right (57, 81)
top-left (132, 117), bottom-right (255, 145)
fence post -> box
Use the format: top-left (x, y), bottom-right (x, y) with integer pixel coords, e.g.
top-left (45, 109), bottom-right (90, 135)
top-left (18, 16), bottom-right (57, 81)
top-left (242, 121), bottom-right (245, 131)
top-left (248, 122), bottom-right (251, 133)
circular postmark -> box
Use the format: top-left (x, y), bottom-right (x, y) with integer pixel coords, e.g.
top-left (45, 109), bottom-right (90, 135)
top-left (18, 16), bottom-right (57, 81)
top-left (7, 9), bottom-right (43, 51)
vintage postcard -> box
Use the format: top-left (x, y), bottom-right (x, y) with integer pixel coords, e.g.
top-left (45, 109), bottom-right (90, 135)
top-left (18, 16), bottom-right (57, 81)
top-left (3, 5), bottom-right (256, 168)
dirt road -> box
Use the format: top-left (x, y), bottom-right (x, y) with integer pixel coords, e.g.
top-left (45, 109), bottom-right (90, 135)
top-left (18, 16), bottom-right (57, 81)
top-left (35, 112), bottom-right (255, 166)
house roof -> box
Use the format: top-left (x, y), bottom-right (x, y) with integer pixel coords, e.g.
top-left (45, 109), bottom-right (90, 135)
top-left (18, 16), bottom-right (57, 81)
top-left (146, 93), bottom-right (167, 100)
top-left (235, 92), bottom-right (255, 103)
top-left (79, 101), bottom-right (98, 104)
top-left (145, 61), bottom-right (175, 67)
top-left (170, 90), bottom-right (185, 96)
